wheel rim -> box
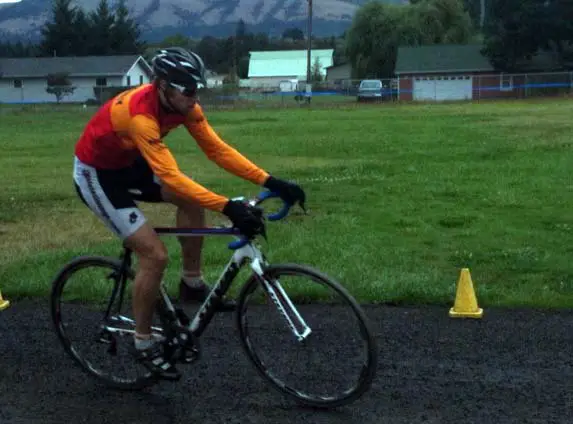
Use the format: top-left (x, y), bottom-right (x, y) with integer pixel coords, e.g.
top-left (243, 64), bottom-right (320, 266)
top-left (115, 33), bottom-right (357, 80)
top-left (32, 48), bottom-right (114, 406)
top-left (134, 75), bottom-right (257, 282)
top-left (238, 267), bottom-right (377, 406)
top-left (53, 259), bottom-right (156, 386)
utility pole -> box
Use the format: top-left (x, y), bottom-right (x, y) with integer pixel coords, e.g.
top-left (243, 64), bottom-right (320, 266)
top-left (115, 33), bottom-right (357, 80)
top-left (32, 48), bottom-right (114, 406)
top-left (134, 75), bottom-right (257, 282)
top-left (306, 0), bottom-right (313, 83)
top-left (306, 0), bottom-right (313, 104)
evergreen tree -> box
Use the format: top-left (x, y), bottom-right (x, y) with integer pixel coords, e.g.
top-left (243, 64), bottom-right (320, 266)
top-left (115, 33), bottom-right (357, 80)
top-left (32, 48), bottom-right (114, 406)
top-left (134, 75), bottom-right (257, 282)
top-left (0, 39), bottom-right (37, 57)
top-left (74, 9), bottom-right (91, 56)
top-left (196, 36), bottom-right (222, 72)
top-left (110, 0), bottom-right (145, 54)
top-left (482, 0), bottom-right (548, 71)
top-left (89, 0), bottom-right (115, 55)
top-left (39, 0), bottom-right (79, 57)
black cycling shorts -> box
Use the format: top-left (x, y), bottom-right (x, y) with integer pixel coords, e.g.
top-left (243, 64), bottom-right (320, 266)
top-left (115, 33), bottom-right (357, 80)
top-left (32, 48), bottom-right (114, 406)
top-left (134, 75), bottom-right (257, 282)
top-left (73, 155), bottom-right (164, 239)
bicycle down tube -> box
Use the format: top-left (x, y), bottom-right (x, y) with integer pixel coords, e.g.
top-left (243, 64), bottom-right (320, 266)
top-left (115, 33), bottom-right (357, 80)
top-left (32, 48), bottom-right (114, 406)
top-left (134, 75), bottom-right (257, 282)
top-left (182, 241), bottom-right (312, 341)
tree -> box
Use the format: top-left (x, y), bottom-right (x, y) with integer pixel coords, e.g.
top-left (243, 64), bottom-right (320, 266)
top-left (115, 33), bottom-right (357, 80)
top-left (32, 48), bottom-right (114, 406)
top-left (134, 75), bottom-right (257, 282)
top-left (235, 20), bottom-right (253, 61)
top-left (196, 36), bottom-right (224, 73)
top-left (543, 0), bottom-right (573, 66)
top-left (332, 36), bottom-right (347, 65)
top-left (39, 0), bottom-right (144, 56)
top-left (481, 0), bottom-right (548, 71)
top-left (223, 35), bottom-right (238, 76)
top-left (410, 0), bottom-right (474, 43)
top-left (110, 0), bottom-right (145, 54)
top-left (0, 39), bottom-right (37, 57)
top-left (73, 9), bottom-right (91, 56)
top-left (39, 0), bottom-right (80, 57)
top-left (158, 33), bottom-right (193, 49)
top-left (461, 0), bottom-right (488, 29)
top-left (236, 19), bottom-right (247, 40)
top-left (46, 72), bottom-right (76, 103)
top-left (89, 0), bottom-right (115, 55)
top-left (237, 56), bottom-right (250, 79)
top-left (345, 2), bottom-right (408, 78)
top-left (345, 0), bottom-right (473, 78)
top-left (282, 28), bottom-right (305, 40)
top-left (311, 57), bottom-right (323, 81)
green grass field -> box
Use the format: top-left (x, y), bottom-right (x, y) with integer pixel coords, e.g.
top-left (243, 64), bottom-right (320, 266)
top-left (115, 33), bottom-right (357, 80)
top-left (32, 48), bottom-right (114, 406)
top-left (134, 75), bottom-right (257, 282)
top-left (1, 98), bottom-right (573, 309)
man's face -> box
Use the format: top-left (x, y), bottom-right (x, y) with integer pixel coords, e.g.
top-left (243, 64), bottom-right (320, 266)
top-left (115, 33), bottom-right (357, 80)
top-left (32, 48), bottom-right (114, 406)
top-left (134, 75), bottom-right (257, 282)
top-left (159, 80), bottom-right (198, 114)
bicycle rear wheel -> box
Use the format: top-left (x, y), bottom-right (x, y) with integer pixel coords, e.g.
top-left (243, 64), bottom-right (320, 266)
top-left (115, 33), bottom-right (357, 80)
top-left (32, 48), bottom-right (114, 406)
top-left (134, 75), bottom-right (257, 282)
top-left (50, 255), bottom-right (158, 390)
top-left (236, 263), bottom-right (377, 408)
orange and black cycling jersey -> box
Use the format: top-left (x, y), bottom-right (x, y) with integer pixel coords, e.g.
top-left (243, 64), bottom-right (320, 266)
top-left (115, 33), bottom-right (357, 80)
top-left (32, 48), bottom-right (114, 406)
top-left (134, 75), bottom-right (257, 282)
top-left (74, 83), bottom-right (269, 212)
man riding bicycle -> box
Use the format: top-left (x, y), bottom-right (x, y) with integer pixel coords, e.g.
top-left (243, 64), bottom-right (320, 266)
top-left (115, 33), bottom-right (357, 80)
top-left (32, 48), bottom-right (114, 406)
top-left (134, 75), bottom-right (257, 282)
top-left (72, 47), bottom-right (306, 379)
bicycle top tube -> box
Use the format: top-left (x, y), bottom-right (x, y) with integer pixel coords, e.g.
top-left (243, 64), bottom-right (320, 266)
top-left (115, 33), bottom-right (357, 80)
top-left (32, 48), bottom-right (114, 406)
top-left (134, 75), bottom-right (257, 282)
top-left (154, 190), bottom-right (294, 250)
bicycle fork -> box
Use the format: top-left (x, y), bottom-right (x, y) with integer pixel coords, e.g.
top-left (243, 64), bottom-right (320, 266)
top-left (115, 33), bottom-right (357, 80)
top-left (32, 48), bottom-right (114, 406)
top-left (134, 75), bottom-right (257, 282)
top-left (251, 259), bottom-right (312, 342)
top-left (242, 249), bottom-right (312, 342)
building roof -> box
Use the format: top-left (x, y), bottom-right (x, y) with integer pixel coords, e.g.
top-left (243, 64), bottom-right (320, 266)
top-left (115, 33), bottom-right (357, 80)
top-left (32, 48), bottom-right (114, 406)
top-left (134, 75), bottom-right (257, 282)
top-left (395, 44), bottom-right (495, 75)
top-left (325, 62), bottom-right (350, 70)
top-left (248, 49), bottom-right (334, 78)
top-left (0, 55), bottom-right (152, 78)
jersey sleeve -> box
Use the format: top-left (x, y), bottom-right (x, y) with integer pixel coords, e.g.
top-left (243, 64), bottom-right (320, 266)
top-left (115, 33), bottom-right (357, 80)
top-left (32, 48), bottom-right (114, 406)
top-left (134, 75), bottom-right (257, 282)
top-left (127, 114), bottom-right (229, 212)
top-left (184, 105), bottom-right (270, 185)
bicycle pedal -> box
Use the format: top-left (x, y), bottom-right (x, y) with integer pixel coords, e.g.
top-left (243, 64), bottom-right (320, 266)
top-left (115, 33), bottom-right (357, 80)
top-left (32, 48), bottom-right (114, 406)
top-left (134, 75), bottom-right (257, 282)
top-left (177, 333), bottom-right (201, 364)
top-left (179, 347), bottom-right (200, 364)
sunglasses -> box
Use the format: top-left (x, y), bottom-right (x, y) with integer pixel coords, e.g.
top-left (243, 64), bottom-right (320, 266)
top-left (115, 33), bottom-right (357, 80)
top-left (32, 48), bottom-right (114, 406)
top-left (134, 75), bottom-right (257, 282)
top-left (169, 82), bottom-right (199, 98)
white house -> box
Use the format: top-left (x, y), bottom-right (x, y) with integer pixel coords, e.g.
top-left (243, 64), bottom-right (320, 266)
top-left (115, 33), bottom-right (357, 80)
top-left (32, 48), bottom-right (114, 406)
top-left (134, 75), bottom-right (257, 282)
top-left (246, 49), bottom-right (334, 89)
top-left (205, 69), bottom-right (226, 88)
top-left (0, 55), bottom-right (153, 104)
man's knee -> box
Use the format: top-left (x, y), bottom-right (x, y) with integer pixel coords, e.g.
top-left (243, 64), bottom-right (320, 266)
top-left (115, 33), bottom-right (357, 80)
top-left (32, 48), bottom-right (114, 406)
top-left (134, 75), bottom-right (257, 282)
top-left (137, 245), bottom-right (169, 280)
top-left (124, 225), bottom-right (169, 270)
top-left (142, 244), bottom-right (169, 269)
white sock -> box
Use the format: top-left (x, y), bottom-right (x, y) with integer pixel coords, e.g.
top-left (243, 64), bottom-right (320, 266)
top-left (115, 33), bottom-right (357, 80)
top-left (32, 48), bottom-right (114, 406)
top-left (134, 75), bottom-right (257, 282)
top-left (134, 333), bottom-right (154, 350)
top-left (182, 272), bottom-right (205, 288)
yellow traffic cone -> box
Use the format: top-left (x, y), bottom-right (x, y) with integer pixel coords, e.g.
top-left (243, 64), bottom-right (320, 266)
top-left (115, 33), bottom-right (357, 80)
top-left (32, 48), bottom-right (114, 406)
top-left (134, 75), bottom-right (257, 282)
top-left (449, 268), bottom-right (483, 318)
top-left (0, 288), bottom-right (10, 311)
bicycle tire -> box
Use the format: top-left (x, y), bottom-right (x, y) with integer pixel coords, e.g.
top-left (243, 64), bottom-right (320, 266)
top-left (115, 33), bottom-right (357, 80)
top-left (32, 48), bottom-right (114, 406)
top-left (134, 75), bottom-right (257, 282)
top-left (50, 255), bottom-right (157, 391)
top-left (235, 263), bottom-right (378, 408)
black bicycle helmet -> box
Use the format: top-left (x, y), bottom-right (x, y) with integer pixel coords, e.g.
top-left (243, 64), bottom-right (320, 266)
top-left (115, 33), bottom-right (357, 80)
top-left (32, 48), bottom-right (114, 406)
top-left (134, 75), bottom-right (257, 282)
top-left (152, 47), bottom-right (207, 89)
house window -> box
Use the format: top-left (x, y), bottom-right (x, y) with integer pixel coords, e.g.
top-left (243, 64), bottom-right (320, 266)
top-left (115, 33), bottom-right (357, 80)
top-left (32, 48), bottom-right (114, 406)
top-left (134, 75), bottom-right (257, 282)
top-left (96, 77), bottom-right (107, 86)
top-left (126, 76), bottom-right (131, 86)
top-left (139, 75), bottom-right (144, 85)
top-left (13, 79), bottom-right (22, 88)
top-left (500, 74), bottom-right (513, 91)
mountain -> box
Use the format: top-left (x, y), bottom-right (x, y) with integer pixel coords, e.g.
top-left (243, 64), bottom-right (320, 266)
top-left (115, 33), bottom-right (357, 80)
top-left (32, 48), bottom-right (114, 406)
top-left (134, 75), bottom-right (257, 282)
top-left (0, 0), bottom-right (406, 42)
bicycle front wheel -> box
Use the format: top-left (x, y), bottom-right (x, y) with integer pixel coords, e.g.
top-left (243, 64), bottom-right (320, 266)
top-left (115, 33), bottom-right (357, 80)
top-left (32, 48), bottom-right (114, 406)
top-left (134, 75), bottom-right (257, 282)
top-left (50, 256), bottom-right (157, 390)
top-left (236, 263), bottom-right (377, 408)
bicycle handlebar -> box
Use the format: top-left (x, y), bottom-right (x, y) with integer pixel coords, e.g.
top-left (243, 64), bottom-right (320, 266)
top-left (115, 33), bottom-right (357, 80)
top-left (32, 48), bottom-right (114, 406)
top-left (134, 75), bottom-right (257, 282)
top-left (227, 190), bottom-right (292, 250)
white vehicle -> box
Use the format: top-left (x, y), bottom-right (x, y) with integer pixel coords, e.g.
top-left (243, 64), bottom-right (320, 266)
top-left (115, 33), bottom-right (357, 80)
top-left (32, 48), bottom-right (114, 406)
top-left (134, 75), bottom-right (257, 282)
top-left (357, 79), bottom-right (383, 102)
top-left (279, 79), bottom-right (299, 92)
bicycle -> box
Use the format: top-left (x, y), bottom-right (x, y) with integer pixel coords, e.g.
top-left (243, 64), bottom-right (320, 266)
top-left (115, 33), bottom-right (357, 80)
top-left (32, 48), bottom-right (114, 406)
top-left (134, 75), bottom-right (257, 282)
top-left (50, 190), bottom-right (378, 409)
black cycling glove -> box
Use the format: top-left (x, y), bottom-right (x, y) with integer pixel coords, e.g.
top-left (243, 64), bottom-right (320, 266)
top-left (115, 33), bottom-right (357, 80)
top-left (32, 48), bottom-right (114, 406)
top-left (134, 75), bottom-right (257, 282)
top-left (263, 176), bottom-right (306, 211)
top-left (222, 199), bottom-right (266, 239)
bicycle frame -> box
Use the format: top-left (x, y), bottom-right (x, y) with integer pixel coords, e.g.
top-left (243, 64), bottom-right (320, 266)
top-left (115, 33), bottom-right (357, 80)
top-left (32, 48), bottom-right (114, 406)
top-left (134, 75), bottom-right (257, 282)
top-left (155, 227), bottom-right (268, 338)
top-left (101, 191), bottom-right (312, 345)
